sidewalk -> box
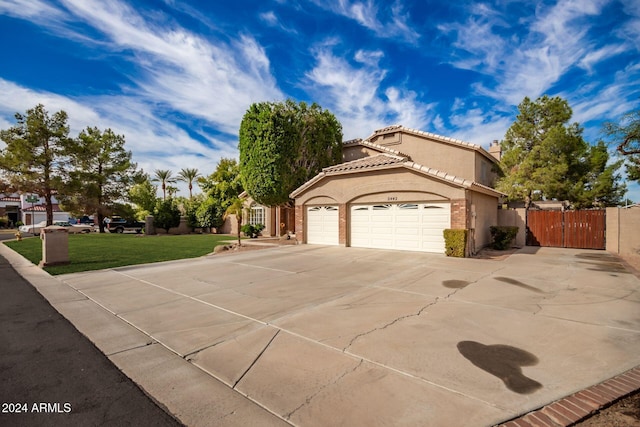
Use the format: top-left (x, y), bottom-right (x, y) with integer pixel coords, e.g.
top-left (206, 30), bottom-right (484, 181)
top-left (0, 248), bottom-right (182, 426)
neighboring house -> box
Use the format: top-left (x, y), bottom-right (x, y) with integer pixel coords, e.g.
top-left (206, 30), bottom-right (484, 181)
top-left (1, 193), bottom-right (70, 225)
top-left (0, 194), bottom-right (21, 226)
top-left (290, 125), bottom-right (505, 254)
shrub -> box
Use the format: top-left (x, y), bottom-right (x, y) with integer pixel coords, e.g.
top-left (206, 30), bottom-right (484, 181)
top-left (443, 229), bottom-right (467, 257)
top-left (153, 198), bottom-right (181, 232)
top-left (180, 195), bottom-right (204, 228)
top-left (0, 216), bottom-right (7, 227)
top-left (241, 223), bottom-right (264, 238)
top-left (489, 226), bottom-right (518, 250)
top-left (196, 197), bottom-right (223, 229)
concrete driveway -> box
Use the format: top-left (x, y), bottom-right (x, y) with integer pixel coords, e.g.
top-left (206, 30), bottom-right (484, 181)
top-left (6, 244), bottom-right (640, 426)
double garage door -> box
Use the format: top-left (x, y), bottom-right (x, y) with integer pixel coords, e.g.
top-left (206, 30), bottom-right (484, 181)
top-left (307, 203), bottom-right (451, 253)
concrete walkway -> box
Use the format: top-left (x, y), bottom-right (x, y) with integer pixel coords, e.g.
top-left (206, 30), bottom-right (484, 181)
top-left (3, 243), bottom-right (640, 426)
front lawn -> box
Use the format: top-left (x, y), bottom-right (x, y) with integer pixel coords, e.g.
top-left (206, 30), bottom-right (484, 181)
top-left (4, 233), bottom-right (235, 275)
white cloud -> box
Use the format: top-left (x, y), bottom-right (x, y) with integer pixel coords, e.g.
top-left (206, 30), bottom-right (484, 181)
top-left (5, 0), bottom-right (282, 137)
top-left (448, 101), bottom-right (513, 149)
top-left (310, 0), bottom-right (420, 44)
top-left (305, 44), bottom-right (435, 138)
top-left (260, 11), bottom-right (278, 26)
top-left (569, 62), bottom-right (640, 131)
top-left (440, 0), bottom-right (618, 105)
top-left (354, 49), bottom-right (384, 66)
top-left (259, 10), bottom-right (298, 34)
top-left (0, 79), bottom-right (232, 196)
top-left (0, 0), bottom-right (66, 20)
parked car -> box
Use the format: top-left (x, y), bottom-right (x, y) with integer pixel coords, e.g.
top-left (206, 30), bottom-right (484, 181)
top-left (53, 221), bottom-right (95, 234)
top-left (105, 217), bottom-right (144, 234)
top-left (18, 221), bottom-right (94, 235)
top-left (19, 221), bottom-right (48, 236)
top-left (77, 216), bottom-right (95, 225)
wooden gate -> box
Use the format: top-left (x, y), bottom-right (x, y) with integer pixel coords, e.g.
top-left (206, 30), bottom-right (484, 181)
top-left (526, 210), bottom-right (605, 249)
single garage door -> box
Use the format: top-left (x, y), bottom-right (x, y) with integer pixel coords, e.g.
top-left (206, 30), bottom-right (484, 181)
top-left (307, 205), bottom-right (339, 245)
top-left (350, 203), bottom-right (450, 253)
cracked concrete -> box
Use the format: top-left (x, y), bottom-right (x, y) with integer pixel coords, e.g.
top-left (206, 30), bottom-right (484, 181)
top-left (4, 243), bottom-right (640, 426)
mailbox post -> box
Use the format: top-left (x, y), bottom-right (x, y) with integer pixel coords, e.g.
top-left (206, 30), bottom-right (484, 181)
top-left (39, 225), bottom-right (70, 267)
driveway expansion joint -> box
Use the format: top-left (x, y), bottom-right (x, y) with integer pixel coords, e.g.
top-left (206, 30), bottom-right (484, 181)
top-left (285, 358), bottom-right (364, 421)
top-left (233, 330), bottom-right (280, 389)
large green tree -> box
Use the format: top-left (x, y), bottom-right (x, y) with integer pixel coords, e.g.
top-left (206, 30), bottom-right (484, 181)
top-left (497, 95), bottom-right (623, 208)
top-left (128, 171), bottom-right (159, 217)
top-left (0, 104), bottom-right (71, 225)
top-left (198, 158), bottom-right (243, 229)
top-left (603, 108), bottom-right (640, 185)
top-left (239, 100), bottom-right (342, 206)
top-left (59, 126), bottom-right (136, 232)
top-left (574, 141), bottom-right (625, 208)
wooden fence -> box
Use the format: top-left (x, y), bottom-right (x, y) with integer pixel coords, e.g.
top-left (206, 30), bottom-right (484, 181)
top-left (526, 210), bottom-right (606, 249)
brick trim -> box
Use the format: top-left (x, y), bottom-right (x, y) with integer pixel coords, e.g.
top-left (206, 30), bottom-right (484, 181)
top-left (450, 199), bottom-right (469, 229)
top-left (499, 366), bottom-right (640, 427)
top-left (294, 205), bottom-right (304, 244)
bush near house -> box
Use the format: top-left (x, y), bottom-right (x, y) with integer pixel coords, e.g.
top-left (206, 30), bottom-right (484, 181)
top-left (489, 226), bottom-right (519, 250)
top-left (241, 223), bottom-right (265, 238)
top-left (444, 229), bottom-right (468, 257)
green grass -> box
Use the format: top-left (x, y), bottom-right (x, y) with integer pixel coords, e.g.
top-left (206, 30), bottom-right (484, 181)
top-left (4, 233), bottom-right (237, 275)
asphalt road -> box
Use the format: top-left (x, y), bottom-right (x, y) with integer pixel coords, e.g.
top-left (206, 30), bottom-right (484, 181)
top-left (0, 233), bottom-right (182, 427)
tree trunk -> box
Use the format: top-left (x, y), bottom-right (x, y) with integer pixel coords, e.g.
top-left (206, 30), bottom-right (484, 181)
top-left (45, 191), bottom-right (53, 226)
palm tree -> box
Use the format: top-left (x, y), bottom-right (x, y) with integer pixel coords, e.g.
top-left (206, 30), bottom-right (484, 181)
top-left (224, 197), bottom-right (245, 246)
top-left (177, 168), bottom-right (201, 199)
top-left (153, 169), bottom-right (176, 200)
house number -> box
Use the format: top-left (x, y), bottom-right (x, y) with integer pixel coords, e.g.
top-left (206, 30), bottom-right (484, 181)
top-left (387, 196), bottom-right (398, 201)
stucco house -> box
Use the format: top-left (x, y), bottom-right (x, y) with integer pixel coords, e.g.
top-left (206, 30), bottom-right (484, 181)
top-left (0, 192), bottom-right (70, 226)
top-left (217, 192), bottom-right (295, 237)
top-left (290, 125), bottom-right (505, 254)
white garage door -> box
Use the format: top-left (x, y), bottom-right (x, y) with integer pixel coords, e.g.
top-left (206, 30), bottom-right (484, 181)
top-left (307, 206), bottom-right (339, 245)
top-left (350, 203), bottom-right (450, 253)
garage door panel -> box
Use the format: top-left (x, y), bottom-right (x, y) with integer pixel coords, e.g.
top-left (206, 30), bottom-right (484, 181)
top-left (371, 225), bottom-right (393, 233)
top-left (395, 228), bottom-right (416, 236)
top-left (350, 203), bottom-right (450, 253)
top-left (307, 206), bottom-right (339, 245)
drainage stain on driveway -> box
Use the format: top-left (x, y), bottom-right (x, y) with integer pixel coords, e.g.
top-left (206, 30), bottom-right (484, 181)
top-left (25, 245), bottom-right (640, 426)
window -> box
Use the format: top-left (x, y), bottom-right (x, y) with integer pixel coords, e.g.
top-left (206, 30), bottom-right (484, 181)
top-left (250, 206), bottom-right (265, 226)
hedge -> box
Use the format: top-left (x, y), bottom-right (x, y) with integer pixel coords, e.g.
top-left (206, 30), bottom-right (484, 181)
top-left (443, 229), bottom-right (467, 257)
top-left (489, 226), bottom-right (518, 250)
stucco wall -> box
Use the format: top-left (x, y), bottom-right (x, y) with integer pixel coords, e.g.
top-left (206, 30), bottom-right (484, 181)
top-left (294, 167), bottom-right (465, 206)
top-left (469, 191), bottom-right (500, 251)
top-left (371, 132), bottom-right (477, 180)
top-left (343, 145), bottom-right (384, 162)
top-left (497, 208), bottom-right (527, 248)
top-left (606, 207), bottom-right (640, 256)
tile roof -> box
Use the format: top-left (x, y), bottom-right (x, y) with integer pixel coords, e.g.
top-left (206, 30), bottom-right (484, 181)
top-left (343, 138), bottom-right (411, 160)
top-left (23, 204), bottom-right (64, 212)
top-left (0, 197), bottom-right (20, 202)
top-left (323, 154), bottom-right (407, 174)
top-left (290, 154), bottom-right (505, 198)
top-left (364, 124), bottom-right (497, 163)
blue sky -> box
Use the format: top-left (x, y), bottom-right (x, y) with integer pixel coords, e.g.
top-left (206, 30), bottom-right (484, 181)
top-left (0, 0), bottom-right (639, 201)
